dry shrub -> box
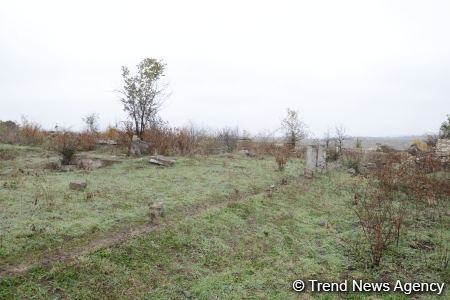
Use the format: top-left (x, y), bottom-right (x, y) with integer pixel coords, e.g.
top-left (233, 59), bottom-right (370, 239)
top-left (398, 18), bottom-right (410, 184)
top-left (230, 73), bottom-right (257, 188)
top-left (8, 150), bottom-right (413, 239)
top-left (174, 128), bottom-right (196, 155)
top-left (354, 183), bottom-right (407, 267)
top-left (274, 147), bottom-right (289, 171)
top-left (47, 130), bottom-right (77, 165)
top-left (411, 138), bottom-right (429, 152)
top-left (0, 148), bottom-right (18, 160)
top-left (77, 132), bottom-right (97, 151)
top-left (341, 149), bottom-right (364, 174)
top-left (104, 126), bottom-right (122, 141)
top-left (0, 121), bottom-right (19, 144)
top-left (17, 118), bottom-right (45, 145)
top-left (143, 124), bottom-right (174, 156)
top-left (251, 141), bottom-right (277, 156)
top-left (426, 134), bottom-right (438, 148)
top-left (326, 147), bottom-right (339, 162)
top-left (354, 152), bottom-right (450, 267)
top-left (217, 127), bottom-right (239, 153)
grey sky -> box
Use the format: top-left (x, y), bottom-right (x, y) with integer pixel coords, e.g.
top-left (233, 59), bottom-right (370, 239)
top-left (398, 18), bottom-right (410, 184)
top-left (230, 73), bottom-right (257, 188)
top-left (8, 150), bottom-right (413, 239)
top-left (1, 0), bottom-right (449, 137)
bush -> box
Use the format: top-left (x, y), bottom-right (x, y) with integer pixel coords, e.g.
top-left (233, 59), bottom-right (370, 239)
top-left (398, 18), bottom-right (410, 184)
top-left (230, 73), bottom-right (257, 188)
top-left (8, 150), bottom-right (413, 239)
top-left (274, 148), bottom-right (288, 171)
top-left (48, 130), bottom-right (77, 165)
top-left (326, 147), bottom-right (339, 162)
top-left (411, 138), bottom-right (429, 152)
top-left (77, 132), bottom-right (97, 151)
top-left (353, 153), bottom-right (450, 267)
top-left (0, 121), bottom-right (19, 144)
top-left (341, 149), bottom-right (363, 174)
top-left (217, 127), bottom-right (239, 153)
top-left (17, 118), bottom-right (45, 145)
top-left (353, 170), bottom-right (407, 267)
top-left (0, 148), bottom-right (18, 160)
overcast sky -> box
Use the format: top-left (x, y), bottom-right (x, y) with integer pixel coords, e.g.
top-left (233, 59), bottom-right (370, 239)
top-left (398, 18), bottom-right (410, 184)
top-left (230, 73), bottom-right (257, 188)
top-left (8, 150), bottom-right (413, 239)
top-left (1, 0), bottom-right (449, 137)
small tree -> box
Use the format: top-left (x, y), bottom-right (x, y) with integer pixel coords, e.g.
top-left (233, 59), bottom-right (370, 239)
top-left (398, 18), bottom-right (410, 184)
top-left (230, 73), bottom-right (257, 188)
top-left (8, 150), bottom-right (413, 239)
top-left (217, 127), bottom-right (239, 153)
top-left (355, 137), bottom-right (362, 149)
top-left (334, 124), bottom-right (347, 154)
top-left (323, 128), bottom-right (332, 150)
top-left (439, 114), bottom-right (450, 139)
top-left (82, 113), bottom-right (99, 134)
top-left (118, 58), bottom-right (169, 139)
top-left (281, 109), bottom-right (307, 149)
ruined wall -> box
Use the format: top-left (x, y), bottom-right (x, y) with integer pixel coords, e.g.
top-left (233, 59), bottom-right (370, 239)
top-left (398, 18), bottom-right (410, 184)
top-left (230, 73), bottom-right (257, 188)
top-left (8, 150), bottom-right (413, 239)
top-left (436, 139), bottom-right (450, 156)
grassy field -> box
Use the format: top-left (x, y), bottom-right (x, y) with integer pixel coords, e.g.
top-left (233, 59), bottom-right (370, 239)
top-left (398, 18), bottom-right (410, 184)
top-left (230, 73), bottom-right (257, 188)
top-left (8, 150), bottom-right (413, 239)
top-left (0, 144), bottom-right (448, 299)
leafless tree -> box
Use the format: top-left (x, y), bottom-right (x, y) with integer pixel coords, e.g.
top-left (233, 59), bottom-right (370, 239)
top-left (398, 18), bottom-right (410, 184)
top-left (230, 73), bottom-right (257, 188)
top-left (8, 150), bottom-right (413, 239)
top-left (323, 128), bottom-right (332, 150)
top-left (82, 113), bottom-right (99, 134)
top-left (334, 124), bottom-right (347, 154)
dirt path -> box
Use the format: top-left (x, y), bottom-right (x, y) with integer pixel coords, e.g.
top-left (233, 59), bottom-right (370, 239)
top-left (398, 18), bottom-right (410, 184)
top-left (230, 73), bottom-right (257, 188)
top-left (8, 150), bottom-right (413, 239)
top-left (0, 176), bottom-right (306, 278)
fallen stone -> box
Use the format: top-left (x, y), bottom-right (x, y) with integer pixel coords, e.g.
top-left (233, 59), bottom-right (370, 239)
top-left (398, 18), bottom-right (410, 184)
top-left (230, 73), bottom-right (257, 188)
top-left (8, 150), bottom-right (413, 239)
top-left (149, 201), bottom-right (165, 225)
top-left (70, 180), bottom-right (87, 191)
top-left (130, 135), bottom-right (142, 156)
top-left (96, 139), bottom-right (118, 145)
top-left (139, 141), bottom-right (152, 155)
top-left (44, 161), bottom-right (61, 170)
top-left (60, 165), bottom-right (77, 172)
top-left (77, 158), bottom-right (103, 170)
top-left (149, 155), bottom-right (175, 167)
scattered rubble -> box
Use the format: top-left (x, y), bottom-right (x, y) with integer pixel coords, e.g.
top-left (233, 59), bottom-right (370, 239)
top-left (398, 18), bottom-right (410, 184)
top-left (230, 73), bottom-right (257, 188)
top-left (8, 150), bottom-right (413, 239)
top-left (70, 180), bottom-right (87, 191)
top-left (96, 139), bottom-right (118, 145)
top-left (129, 135), bottom-right (153, 156)
top-left (149, 155), bottom-right (175, 167)
top-left (149, 202), bottom-right (165, 225)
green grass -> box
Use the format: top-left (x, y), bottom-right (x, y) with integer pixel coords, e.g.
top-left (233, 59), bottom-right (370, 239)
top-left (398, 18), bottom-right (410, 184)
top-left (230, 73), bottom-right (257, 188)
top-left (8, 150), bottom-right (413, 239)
top-left (0, 145), bottom-right (302, 264)
top-left (0, 144), bottom-right (448, 299)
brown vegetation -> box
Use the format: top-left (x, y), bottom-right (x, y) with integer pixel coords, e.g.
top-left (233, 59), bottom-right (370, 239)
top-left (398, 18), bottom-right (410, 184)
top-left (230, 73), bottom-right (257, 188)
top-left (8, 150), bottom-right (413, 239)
top-left (353, 152), bottom-right (450, 267)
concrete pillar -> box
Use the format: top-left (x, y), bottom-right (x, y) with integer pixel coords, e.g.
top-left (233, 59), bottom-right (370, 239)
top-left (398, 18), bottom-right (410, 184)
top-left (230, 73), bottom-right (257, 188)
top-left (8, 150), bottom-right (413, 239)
top-left (304, 145), bottom-right (317, 178)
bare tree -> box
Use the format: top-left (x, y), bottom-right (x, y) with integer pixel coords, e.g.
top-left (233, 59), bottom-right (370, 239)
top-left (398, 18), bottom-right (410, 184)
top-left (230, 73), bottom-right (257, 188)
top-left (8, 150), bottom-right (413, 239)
top-left (118, 58), bottom-right (169, 138)
top-left (281, 108), bottom-right (307, 149)
top-left (334, 124), bottom-right (347, 154)
top-left (323, 128), bottom-right (332, 150)
top-left (217, 127), bottom-right (239, 153)
top-left (82, 113), bottom-right (99, 134)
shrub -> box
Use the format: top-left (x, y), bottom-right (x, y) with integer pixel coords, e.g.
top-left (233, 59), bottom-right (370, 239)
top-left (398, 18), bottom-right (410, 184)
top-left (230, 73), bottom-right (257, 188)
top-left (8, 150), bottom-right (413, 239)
top-left (274, 148), bottom-right (288, 171)
top-left (353, 153), bottom-right (450, 267)
top-left (0, 121), bottom-right (19, 144)
top-left (326, 147), bottom-right (339, 162)
top-left (353, 183), bottom-right (407, 267)
top-left (411, 138), bottom-right (429, 152)
top-left (17, 117), bottom-right (45, 145)
top-left (342, 149), bottom-right (363, 174)
top-left (77, 132), bottom-right (97, 151)
top-left (0, 148), bottom-right (18, 160)
top-left (48, 130), bottom-right (77, 165)
top-left (217, 127), bottom-right (239, 153)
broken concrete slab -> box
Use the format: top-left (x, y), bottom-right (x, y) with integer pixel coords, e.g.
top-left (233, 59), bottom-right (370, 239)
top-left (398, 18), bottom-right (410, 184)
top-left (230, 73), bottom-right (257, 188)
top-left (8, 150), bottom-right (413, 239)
top-left (149, 202), bottom-right (165, 225)
top-left (149, 155), bottom-right (175, 167)
top-left (69, 180), bottom-right (87, 191)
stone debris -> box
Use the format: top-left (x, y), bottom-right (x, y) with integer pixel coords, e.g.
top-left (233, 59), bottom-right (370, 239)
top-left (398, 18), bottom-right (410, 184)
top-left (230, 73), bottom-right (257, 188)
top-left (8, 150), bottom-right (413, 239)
top-left (96, 139), bottom-right (118, 145)
top-left (149, 155), bottom-right (175, 167)
top-left (69, 180), bottom-right (87, 191)
top-left (77, 158), bottom-right (103, 170)
top-left (149, 202), bottom-right (165, 225)
top-left (60, 165), bottom-right (77, 172)
top-left (239, 149), bottom-right (257, 157)
top-left (129, 135), bottom-right (153, 156)
top-left (130, 135), bottom-right (142, 156)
